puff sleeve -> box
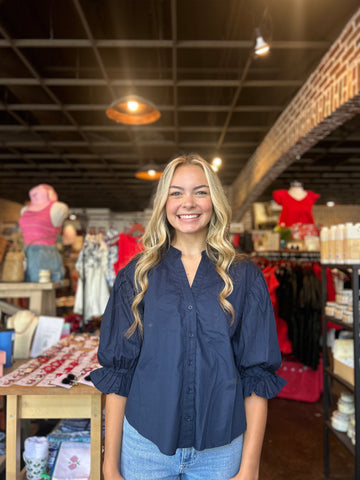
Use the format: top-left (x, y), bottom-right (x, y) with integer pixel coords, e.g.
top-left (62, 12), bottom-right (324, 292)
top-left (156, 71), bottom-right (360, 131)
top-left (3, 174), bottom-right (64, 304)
top-left (90, 264), bottom-right (142, 396)
top-left (272, 189), bottom-right (286, 206)
top-left (232, 269), bottom-right (286, 398)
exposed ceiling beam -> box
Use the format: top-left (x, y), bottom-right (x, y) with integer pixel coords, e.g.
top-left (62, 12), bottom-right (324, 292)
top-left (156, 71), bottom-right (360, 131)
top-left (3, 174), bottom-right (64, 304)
top-left (0, 104), bottom-right (284, 112)
top-left (73, 0), bottom-right (115, 101)
top-left (0, 152), bottom-right (251, 160)
top-left (171, 0), bottom-right (179, 148)
top-left (0, 39), bottom-right (331, 49)
top-left (0, 78), bottom-right (303, 87)
top-left (216, 52), bottom-right (254, 150)
top-left (0, 140), bottom-right (258, 147)
top-left (0, 125), bottom-right (268, 132)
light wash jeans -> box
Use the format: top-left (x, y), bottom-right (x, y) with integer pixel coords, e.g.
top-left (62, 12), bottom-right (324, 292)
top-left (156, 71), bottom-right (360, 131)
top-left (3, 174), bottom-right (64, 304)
top-left (120, 417), bottom-right (243, 480)
top-left (25, 245), bottom-right (65, 282)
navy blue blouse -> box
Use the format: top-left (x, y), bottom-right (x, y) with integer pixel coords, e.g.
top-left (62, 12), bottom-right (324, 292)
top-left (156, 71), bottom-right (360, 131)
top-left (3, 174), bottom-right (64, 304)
top-left (91, 246), bottom-right (286, 455)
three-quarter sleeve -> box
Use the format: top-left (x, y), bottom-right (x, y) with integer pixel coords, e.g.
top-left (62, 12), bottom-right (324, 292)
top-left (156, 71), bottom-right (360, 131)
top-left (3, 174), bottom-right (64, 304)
top-left (90, 265), bottom-right (142, 396)
top-left (232, 269), bottom-right (286, 398)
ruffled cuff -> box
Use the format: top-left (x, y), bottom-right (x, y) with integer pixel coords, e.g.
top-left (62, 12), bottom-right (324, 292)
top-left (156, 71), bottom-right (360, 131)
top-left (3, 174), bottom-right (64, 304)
top-left (241, 368), bottom-right (287, 399)
top-left (90, 367), bottom-right (134, 396)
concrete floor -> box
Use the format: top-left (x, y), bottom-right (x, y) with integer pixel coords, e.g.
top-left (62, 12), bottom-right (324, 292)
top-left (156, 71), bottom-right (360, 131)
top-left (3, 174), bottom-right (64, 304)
top-left (261, 397), bottom-right (354, 480)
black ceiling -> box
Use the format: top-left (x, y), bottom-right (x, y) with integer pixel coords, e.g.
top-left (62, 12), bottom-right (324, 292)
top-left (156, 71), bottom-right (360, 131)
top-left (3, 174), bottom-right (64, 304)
top-left (0, 0), bottom-right (359, 214)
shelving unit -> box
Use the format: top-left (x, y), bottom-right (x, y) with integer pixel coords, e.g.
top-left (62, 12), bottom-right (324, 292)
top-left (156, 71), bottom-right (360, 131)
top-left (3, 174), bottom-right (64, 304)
top-left (321, 263), bottom-right (360, 479)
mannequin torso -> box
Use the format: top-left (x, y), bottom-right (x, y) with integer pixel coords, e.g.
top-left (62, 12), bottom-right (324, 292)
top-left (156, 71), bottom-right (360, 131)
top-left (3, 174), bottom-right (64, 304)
top-left (21, 202), bottom-right (69, 229)
top-left (287, 186), bottom-right (307, 201)
top-left (18, 184), bottom-right (69, 282)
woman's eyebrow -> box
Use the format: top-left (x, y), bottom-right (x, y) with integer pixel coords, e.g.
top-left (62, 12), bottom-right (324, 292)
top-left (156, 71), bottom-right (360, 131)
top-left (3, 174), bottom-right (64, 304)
top-left (169, 184), bottom-right (209, 190)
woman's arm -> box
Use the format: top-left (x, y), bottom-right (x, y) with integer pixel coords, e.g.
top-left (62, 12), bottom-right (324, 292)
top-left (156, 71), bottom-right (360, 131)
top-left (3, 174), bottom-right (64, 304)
top-left (103, 393), bottom-right (127, 480)
top-left (230, 393), bottom-right (268, 480)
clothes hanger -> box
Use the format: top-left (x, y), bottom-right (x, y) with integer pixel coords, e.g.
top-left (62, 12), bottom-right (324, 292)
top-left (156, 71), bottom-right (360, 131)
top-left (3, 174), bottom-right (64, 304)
top-left (125, 223), bottom-right (145, 237)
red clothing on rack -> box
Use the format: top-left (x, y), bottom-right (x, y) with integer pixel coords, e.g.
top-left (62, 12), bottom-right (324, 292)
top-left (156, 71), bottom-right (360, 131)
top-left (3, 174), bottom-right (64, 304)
top-left (313, 263), bottom-right (340, 331)
top-left (272, 189), bottom-right (320, 226)
top-left (113, 233), bottom-right (144, 275)
top-left (263, 265), bottom-right (293, 355)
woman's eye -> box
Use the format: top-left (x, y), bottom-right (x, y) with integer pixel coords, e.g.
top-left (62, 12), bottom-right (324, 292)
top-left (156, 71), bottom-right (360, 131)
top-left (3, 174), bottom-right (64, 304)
top-left (196, 190), bottom-right (207, 196)
top-left (169, 191), bottom-right (181, 197)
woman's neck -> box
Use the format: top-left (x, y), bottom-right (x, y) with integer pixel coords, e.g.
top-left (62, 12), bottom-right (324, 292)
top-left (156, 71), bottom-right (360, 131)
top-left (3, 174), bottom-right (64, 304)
top-left (172, 234), bottom-right (206, 256)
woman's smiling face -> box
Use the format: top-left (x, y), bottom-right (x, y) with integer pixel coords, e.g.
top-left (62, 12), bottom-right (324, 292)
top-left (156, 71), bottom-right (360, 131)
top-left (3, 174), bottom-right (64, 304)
top-left (166, 164), bottom-right (213, 240)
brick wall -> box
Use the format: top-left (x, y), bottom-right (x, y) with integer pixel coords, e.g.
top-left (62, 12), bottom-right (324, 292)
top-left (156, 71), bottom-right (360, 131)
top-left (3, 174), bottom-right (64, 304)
top-left (313, 204), bottom-right (360, 226)
top-left (232, 7), bottom-right (360, 221)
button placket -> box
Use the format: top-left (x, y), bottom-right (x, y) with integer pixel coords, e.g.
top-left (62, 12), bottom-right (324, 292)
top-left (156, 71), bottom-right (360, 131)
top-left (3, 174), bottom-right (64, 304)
top-left (182, 287), bottom-right (197, 442)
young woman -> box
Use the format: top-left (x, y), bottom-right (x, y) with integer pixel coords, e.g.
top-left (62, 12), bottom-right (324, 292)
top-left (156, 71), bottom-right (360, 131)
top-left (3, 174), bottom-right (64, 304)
top-left (91, 153), bottom-right (286, 480)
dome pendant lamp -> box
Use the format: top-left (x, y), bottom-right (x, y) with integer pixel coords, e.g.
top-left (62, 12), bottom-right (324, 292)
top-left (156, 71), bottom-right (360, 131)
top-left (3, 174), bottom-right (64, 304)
top-left (106, 95), bottom-right (161, 125)
top-left (135, 164), bottom-right (163, 181)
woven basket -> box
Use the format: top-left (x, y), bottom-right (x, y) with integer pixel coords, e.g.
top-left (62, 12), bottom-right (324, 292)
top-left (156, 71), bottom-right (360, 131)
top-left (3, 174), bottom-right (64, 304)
top-left (1, 251), bottom-right (25, 282)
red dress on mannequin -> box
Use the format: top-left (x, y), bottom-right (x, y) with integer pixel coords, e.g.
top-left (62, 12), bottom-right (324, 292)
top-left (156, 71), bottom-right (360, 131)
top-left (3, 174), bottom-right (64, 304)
top-left (272, 190), bottom-right (320, 227)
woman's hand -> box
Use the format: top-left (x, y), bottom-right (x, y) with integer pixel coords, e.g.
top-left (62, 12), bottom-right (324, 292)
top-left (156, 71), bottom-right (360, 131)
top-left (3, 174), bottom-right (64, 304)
top-left (103, 465), bottom-right (125, 480)
top-left (229, 467), bottom-right (259, 480)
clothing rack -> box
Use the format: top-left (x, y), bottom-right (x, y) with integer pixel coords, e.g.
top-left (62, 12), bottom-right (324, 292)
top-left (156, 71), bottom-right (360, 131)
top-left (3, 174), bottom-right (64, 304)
top-left (250, 250), bottom-right (320, 262)
top-left (253, 254), bottom-right (323, 370)
top-left (104, 223), bottom-right (145, 248)
top-left (78, 233), bottom-right (106, 330)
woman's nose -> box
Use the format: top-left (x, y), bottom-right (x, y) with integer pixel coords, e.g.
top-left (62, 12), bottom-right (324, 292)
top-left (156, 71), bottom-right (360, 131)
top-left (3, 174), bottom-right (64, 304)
top-left (182, 193), bottom-right (196, 207)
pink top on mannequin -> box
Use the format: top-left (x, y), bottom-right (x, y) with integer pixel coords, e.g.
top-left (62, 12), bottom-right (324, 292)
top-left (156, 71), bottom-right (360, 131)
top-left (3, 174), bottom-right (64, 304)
top-left (18, 184), bottom-right (69, 246)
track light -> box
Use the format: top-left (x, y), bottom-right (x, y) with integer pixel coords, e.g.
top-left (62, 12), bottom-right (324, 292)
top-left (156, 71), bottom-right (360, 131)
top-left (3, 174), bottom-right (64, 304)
top-left (254, 28), bottom-right (270, 56)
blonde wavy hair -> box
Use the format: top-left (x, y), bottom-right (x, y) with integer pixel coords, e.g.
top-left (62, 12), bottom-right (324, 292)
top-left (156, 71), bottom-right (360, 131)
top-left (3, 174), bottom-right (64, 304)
top-left (127, 153), bottom-right (242, 338)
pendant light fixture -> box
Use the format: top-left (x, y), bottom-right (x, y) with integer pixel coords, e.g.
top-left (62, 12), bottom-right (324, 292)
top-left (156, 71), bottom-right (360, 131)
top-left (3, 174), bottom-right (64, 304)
top-left (106, 95), bottom-right (161, 125)
top-left (254, 28), bottom-right (270, 56)
top-left (135, 163), bottom-right (163, 181)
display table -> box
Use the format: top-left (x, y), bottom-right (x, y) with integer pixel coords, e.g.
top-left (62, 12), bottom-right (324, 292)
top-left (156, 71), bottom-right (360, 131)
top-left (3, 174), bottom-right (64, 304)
top-left (0, 359), bottom-right (103, 480)
top-left (0, 281), bottom-right (69, 316)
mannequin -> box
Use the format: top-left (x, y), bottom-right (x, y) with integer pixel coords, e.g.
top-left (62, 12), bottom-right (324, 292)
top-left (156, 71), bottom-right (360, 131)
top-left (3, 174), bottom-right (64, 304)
top-left (18, 184), bottom-right (69, 282)
top-left (287, 180), bottom-right (308, 201)
top-left (272, 181), bottom-right (320, 227)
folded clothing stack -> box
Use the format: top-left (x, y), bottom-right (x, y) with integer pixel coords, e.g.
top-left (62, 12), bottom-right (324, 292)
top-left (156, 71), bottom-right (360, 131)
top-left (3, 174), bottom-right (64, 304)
top-left (47, 419), bottom-right (90, 473)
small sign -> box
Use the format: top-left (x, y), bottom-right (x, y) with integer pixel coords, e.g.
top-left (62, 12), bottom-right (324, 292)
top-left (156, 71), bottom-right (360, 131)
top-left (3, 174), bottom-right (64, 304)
top-left (30, 316), bottom-right (64, 358)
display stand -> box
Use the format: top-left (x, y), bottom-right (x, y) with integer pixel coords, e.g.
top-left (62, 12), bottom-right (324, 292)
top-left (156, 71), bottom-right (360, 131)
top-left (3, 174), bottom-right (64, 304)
top-left (0, 281), bottom-right (69, 317)
top-left (321, 264), bottom-right (360, 479)
top-left (0, 364), bottom-right (103, 480)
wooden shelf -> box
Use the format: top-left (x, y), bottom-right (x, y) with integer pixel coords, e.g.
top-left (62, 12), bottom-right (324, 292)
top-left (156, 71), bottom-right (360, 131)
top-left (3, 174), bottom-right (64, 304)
top-left (325, 367), bottom-right (354, 392)
top-left (326, 420), bottom-right (355, 456)
top-left (325, 316), bottom-right (354, 331)
top-left (0, 280), bottom-right (69, 316)
top-left (322, 264), bottom-right (360, 478)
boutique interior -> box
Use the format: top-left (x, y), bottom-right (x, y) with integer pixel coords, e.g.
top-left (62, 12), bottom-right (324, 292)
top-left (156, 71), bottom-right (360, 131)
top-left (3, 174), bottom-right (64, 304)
top-left (1, 1), bottom-right (360, 479)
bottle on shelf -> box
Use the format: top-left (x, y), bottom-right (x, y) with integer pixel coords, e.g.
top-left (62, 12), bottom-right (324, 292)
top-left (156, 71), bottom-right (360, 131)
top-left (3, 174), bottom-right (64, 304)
top-left (329, 225), bottom-right (337, 264)
top-left (343, 223), bottom-right (353, 264)
top-left (320, 226), bottom-right (329, 264)
top-left (347, 223), bottom-right (360, 264)
top-left (335, 224), bottom-right (344, 264)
